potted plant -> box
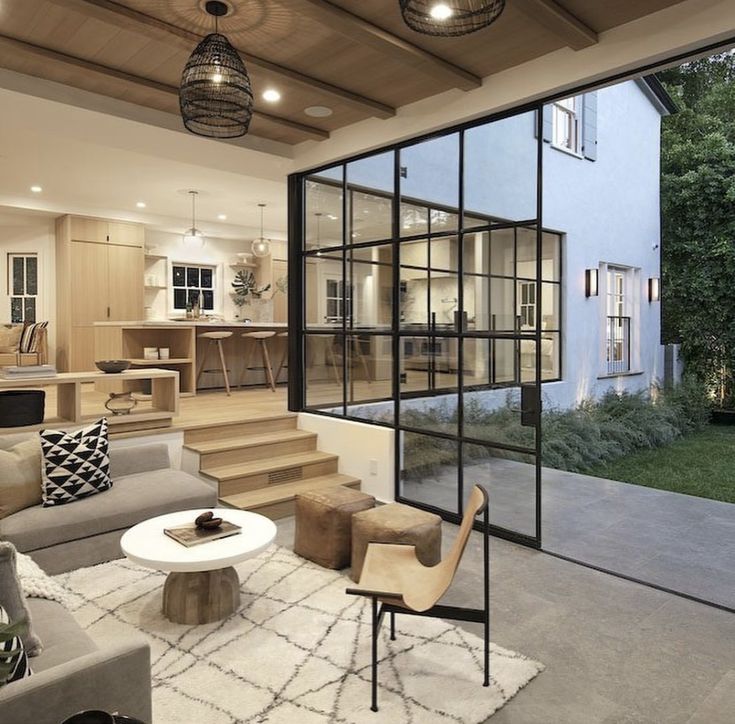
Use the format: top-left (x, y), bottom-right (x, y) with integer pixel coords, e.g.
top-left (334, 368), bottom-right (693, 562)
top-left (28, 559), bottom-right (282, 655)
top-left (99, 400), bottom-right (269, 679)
top-left (231, 271), bottom-right (272, 322)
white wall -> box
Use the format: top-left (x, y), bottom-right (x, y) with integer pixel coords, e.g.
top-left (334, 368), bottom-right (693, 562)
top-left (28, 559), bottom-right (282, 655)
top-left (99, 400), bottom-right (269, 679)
top-left (0, 211), bottom-right (56, 355)
top-left (298, 412), bottom-right (395, 503)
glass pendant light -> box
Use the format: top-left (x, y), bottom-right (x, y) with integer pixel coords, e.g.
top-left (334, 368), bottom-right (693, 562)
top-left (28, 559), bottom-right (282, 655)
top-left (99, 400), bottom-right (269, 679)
top-left (183, 191), bottom-right (205, 246)
top-left (399, 1), bottom-right (506, 36)
top-left (251, 203), bottom-right (272, 258)
top-left (179, 1), bottom-right (253, 138)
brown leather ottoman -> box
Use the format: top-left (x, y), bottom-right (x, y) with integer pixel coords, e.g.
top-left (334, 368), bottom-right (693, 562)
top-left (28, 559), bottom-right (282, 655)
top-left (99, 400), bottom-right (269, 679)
top-left (350, 503), bottom-right (442, 582)
top-left (294, 486), bottom-right (375, 569)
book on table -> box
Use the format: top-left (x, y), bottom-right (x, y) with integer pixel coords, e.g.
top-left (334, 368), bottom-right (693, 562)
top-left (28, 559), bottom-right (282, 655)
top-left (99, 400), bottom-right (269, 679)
top-left (0, 365), bottom-right (57, 379)
top-left (164, 521), bottom-right (242, 547)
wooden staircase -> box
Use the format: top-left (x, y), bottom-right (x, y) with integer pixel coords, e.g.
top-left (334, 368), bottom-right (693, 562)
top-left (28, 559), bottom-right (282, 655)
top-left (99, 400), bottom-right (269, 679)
top-left (183, 414), bottom-right (361, 519)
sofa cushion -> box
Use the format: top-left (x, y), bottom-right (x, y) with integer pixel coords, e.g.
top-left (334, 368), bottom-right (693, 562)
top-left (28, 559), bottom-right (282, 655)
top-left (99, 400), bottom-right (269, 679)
top-left (24, 598), bottom-right (97, 673)
top-left (41, 419), bottom-right (111, 507)
top-left (0, 438), bottom-right (42, 520)
top-left (0, 325), bottom-right (22, 354)
top-left (0, 469), bottom-right (217, 553)
top-left (0, 602), bottom-right (32, 683)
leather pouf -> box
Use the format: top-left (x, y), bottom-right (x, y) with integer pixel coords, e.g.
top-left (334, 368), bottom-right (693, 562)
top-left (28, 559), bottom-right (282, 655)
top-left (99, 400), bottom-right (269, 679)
top-left (294, 486), bottom-right (375, 569)
top-left (351, 503), bottom-right (442, 582)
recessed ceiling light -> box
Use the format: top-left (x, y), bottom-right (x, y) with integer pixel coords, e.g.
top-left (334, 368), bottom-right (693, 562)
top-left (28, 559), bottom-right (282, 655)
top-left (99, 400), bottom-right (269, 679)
top-left (304, 105), bottom-right (333, 118)
top-left (218, 214), bottom-right (228, 221)
top-left (262, 89), bottom-right (281, 103)
top-left (136, 201), bottom-right (147, 208)
top-left (429, 3), bottom-right (453, 20)
top-left (30, 185), bottom-right (42, 193)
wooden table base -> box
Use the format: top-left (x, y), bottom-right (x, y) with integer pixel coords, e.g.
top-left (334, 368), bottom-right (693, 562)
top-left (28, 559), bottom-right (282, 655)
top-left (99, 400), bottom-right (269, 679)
top-left (162, 566), bottom-right (241, 624)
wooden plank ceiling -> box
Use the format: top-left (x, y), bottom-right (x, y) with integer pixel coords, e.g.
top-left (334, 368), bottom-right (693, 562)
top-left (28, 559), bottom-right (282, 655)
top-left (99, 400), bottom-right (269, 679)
top-left (0, 0), bottom-right (686, 145)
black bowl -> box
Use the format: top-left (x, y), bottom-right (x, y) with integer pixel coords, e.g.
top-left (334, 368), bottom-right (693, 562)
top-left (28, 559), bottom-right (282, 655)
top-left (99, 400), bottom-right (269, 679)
top-left (0, 390), bottom-right (45, 427)
top-left (95, 360), bottom-right (131, 374)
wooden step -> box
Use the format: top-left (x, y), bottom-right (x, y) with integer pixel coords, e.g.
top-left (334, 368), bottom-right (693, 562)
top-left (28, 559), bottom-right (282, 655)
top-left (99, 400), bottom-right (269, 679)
top-left (220, 473), bottom-right (362, 520)
top-left (185, 430), bottom-right (318, 469)
top-left (203, 450), bottom-right (339, 497)
top-left (183, 413), bottom-right (297, 444)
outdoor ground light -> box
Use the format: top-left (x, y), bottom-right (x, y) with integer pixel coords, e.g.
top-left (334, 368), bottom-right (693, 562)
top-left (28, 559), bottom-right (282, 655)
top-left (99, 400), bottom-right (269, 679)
top-left (585, 268), bottom-right (599, 297)
top-left (648, 277), bottom-right (661, 302)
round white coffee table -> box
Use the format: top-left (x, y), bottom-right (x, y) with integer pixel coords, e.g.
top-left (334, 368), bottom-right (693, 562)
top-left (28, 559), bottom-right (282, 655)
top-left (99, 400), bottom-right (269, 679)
top-left (121, 508), bottom-right (276, 624)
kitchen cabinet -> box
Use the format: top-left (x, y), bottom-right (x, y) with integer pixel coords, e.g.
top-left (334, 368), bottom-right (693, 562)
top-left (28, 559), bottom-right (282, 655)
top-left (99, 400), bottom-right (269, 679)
top-left (56, 215), bottom-right (144, 371)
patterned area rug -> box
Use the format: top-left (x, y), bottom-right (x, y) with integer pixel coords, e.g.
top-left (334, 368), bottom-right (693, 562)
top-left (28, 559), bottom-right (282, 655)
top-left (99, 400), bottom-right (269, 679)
top-left (56, 547), bottom-right (543, 723)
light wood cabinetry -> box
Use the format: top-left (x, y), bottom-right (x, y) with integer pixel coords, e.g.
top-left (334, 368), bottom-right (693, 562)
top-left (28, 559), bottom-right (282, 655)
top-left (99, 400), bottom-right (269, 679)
top-left (56, 215), bottom-right (145, 371)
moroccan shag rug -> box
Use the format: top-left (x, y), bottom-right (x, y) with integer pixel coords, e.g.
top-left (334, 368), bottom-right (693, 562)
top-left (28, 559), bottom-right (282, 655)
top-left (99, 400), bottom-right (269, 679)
top-left (55, 546), bottom-right (543, 723)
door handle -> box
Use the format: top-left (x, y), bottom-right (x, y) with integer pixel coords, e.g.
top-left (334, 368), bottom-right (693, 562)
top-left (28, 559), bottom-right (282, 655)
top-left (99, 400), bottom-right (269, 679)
top-left (520, 384), bottom-right (539, 427)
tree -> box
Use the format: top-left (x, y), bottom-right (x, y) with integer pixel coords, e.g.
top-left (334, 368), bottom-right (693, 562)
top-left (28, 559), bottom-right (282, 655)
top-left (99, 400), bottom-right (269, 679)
top-left (660, 53), bottom-right (735, 405)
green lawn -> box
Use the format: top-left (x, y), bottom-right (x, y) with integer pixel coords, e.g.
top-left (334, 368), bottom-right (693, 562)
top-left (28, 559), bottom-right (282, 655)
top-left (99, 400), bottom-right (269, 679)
top-left (587, 424), bottom-right (735, 503)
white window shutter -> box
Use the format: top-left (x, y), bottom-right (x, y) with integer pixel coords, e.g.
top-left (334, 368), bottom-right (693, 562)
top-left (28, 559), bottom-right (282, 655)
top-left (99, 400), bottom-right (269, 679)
top-left (582, 92), bottom-right (598, 161)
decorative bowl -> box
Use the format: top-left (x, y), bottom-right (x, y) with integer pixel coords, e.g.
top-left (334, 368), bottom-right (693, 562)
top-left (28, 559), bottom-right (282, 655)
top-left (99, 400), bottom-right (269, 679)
top-left (95, 360), bottom-right (131, 374)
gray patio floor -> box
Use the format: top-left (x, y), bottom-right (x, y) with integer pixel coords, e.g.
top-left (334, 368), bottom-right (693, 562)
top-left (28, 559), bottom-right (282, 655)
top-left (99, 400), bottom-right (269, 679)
top-left (403, 459), bottom-right (735, 609)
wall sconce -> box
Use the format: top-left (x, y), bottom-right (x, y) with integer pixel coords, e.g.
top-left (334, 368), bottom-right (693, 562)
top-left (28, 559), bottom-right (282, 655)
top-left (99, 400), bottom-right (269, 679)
top-left (648, 277), bottom-right (661, 302)
top-left (585, 268), bottom-right (599, 297)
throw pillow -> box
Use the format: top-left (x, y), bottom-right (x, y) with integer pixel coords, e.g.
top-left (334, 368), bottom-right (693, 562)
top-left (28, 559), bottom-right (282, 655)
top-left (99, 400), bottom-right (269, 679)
top-left (19, 321), bottom-right (48, 354)
top-left (0, 438), bottom-right (43, 520)
top-left (0, 603), bottom-right (31, 685)
top-left (0, 542), bottom-right (42, 657)
top-left (40, 418), bottom-right (112, 507)
top-left (0, 325), bottom-right (22, 354)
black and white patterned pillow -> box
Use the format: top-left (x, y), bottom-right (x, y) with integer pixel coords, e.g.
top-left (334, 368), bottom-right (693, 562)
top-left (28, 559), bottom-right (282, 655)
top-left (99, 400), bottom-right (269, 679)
top-left (40, 418), bottom-right (112, 507)
top-left (0, 604), bottom-right (31, 685)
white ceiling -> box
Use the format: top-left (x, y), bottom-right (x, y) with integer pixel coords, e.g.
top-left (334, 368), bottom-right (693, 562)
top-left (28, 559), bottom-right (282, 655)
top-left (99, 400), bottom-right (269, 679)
top-left (0, 85), bottom-right (290, 239)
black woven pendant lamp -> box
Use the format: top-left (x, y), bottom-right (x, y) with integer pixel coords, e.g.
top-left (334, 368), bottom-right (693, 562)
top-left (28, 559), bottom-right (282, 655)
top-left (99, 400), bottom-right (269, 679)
top-left (179, 0), bottom-right (253, 138)
top-left (399, 0), bottom-right (505, 36)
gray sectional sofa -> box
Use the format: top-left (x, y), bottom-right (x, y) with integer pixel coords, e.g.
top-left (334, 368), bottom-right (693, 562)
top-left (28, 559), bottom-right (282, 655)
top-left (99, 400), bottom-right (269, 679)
top-left (0, 437), bottom-right (218, 573)
top-left (0, 435), bottom-right (219, 722)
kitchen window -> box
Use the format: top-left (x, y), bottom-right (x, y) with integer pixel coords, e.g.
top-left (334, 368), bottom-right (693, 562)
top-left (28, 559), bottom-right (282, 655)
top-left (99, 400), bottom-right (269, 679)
top-left (172, 264), bottom-right (215, 311)
top-left (552, 96), bottom-right (581, 154)
top-left (7, 253), bottom-right (38, 323)
top-left (324, 278), bottom-right (352, 324)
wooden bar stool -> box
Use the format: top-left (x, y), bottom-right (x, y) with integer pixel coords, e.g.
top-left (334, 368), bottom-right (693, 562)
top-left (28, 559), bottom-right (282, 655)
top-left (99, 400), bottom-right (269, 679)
top-left (197, 331), bottom-right (233, 395)
top-left (275, 331), bottom-right (288, 383)
top-left (241, 331), bottom-right (277, 392)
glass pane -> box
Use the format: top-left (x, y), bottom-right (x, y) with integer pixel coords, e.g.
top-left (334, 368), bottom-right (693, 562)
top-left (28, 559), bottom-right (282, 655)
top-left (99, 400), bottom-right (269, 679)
top-left (542, 232), bottom-right (561, 282)
top-left (516, 226), bottom-right (538, 280)
top-left (305, 334), bottom-right (343, 413)
top-left (25, 257), bottom-right (38, 296)
top-left (465, 277), bottom-right (516, 333)
top-left (350, 247), bottom-right (393, 331)
top-left (430, 237), bottom-right (458, 271)
top-left (541, 282), bottom-right (561, 331)
top-left (12, 257), bottom-right (24, 295)
top-left (346, 334), bottom-right (393, 423)
top-left (173, 266), bottom-right (185, 286)
top-left (347, 151), bottom-right (394, 244)
top-left (494, 338), bottom-right (519, 385)
top-left (463, 231), bottom-right (489, 275)
top-left (186, 267), bottom-right (200, 287)
top-left (400, 431), bottom-right (459, 515)
top-left (23, 297), bottom-right (36, 323)
top-left (306, 170), bottom-right (343, 250)
top-left (462, 445), bottom-right (536, 537)
top-left (462, 385), bottom-right (535, 449)
top-left (401, 238), bottom-right (428, 268)
top-left (188, 289), bottom-right (201, 305)
top-left (462, 337), bottom-right (490, 388)
top-left (429, 273), bottom-right (459, 330)
top-left (430, 209), bottom-right (459, 234)
top-left (400, 133), bottom-right (459, 218)
top-left (400, 203), bottom-right (428, 237)
top-left (464, 111), bottom-right (538, 223)
top-left (304, 252), bottom-right (344, 329)
top-left (10, 297), bottom-right (22, 323)
top-left (399, 266), bottom-right (428, 329)
top-left (519, 338), bottom-right (537, 383)
top-left (541, 332), bottom-right (560, 381)
top-left (200, 268), bottom-right (213, 288)
top-left (490, 228), bottom-right (515, 277)
top-left (202, 290), bottom-right (214, 310)
top-left (173, 288), bottom-right (186, 309)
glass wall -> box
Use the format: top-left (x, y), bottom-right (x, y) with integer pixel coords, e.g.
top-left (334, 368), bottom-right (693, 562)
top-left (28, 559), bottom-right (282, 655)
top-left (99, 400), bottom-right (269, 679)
top-left (293, 107), bottom-right (551, 545)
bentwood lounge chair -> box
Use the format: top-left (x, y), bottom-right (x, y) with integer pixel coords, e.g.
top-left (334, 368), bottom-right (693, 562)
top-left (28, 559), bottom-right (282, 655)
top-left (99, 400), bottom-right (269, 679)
top-left (346, 485), bottom-right (490, 712)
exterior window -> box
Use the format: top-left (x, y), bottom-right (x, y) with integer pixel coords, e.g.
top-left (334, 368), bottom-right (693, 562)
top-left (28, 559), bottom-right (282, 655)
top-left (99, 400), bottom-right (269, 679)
top-left (324, 278), bottom-right (352, 323)
top-left (552, 96), bottom-right (581, 154)
top-left (518, 281), bottom-right (536, 328)
top-left (172, 264), bottom-right (215, 311)
top-left (606, 267), bottom-right (630, 374)
top-left (7, 253), bottom-right (38, 323)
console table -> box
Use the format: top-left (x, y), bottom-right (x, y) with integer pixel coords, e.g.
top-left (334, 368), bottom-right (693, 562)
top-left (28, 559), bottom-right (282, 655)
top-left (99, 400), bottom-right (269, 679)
top-left (0, 369), bottom-right (179, 434)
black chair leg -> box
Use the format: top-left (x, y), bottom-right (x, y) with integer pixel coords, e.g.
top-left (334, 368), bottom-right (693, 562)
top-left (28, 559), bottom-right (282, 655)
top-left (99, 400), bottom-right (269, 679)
top-left (371, 597), bottom-right (379, 712)
top-left (390, 611), bottom-right (396, 641)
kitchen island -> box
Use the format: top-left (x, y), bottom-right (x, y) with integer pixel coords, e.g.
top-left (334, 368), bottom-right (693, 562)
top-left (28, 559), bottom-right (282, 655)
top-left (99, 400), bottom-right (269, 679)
top-left (94, 321), bottom-right (288, 395)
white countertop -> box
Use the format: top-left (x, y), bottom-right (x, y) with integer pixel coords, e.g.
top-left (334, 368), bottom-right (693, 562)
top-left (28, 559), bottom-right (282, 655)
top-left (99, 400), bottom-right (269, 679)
top-left (94, 320), bottom-right (288, 328)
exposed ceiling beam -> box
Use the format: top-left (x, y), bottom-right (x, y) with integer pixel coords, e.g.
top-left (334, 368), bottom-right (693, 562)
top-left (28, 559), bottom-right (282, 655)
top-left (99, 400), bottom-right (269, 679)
top-left (0, 34), bottom-right (330, 141)
top-left (49, 0), bottom-right (395, 119)
top-left (514, 0), bottom-right (598, 51)
top-left (289, 0), bottom-right (481, 91)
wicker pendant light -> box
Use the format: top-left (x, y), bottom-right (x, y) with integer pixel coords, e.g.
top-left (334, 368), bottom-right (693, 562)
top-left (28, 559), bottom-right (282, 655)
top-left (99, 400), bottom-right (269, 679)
top-left (399, 1), bottom-right (505, 36)
top-left (179, 1), bottom-right (253, 139)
